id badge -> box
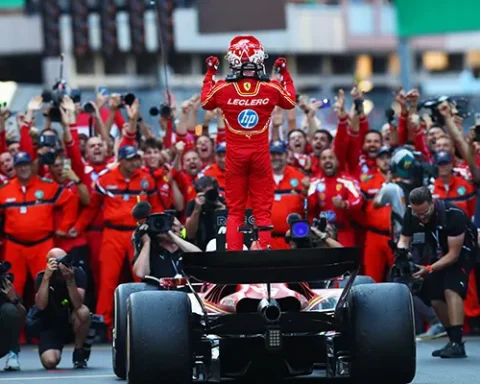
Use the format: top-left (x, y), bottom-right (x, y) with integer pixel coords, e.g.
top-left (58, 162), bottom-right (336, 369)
top-left (123, 194), bottom-right (129, 201)
top-left (274, 194), bottom-right (281, 201)
top-left (20, 206), bottom-right (27, 214)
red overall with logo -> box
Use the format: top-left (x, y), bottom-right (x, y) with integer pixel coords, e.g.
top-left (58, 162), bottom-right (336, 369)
top-left (201, 77), bottom-right (296, 250)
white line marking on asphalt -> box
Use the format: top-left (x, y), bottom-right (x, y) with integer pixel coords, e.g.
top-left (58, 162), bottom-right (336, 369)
top-left (0, 374), bottom-right (113, 381)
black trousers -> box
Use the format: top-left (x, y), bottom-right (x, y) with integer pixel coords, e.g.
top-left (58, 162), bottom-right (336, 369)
top-left (0, 303), bottom-right (22, 357)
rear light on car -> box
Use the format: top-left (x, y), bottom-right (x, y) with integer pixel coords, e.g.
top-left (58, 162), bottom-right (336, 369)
top-left (265, 327), bottom-right (282, 350)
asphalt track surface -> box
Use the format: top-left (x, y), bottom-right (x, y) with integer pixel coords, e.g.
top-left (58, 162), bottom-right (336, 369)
top-left (0, 338), bottom-right (478, 384)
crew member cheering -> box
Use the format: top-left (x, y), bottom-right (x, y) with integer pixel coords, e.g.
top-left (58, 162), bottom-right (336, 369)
top-left (201, 35), bottom-right (296, 250)
top-left (307, 149), bottom-right (363, 247)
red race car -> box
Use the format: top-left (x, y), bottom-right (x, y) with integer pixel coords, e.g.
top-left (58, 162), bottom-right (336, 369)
top-left (114, 248), bottom-right (416, 384)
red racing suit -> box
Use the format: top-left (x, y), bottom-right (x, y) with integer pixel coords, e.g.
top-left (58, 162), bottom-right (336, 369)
top-left (201, 75), bottom-right (296, 250)
top-left (307, 174), bottom-right (363, 247)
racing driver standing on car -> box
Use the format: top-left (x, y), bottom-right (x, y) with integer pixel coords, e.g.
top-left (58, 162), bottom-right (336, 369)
top-left (201, 35), bottom-right (296, 251)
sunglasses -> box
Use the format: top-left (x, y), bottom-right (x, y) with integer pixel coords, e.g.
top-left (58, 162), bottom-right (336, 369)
top-left (411, 204), bottom-right (434, 218)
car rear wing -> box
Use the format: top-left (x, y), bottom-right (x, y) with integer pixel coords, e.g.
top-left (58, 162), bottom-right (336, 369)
top-left (181, 247), bottom-right (360, 284)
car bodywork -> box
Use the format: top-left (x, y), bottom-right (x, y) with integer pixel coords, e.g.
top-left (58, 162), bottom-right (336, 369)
top-left (177, 247), bottom-right (361, 381)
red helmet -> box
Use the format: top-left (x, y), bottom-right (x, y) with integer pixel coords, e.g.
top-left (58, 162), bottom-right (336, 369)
top-left (226, 35), bottom-right (266, 69)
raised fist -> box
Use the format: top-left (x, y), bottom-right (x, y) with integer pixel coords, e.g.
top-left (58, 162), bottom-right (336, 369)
top-left (274, 58), bottom-right (288, 74)
top-left (206, 56), bottom-right (220, 73)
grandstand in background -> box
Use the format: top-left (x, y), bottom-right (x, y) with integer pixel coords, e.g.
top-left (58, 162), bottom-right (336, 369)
top-left (1, 0), bottom-right (480, 131)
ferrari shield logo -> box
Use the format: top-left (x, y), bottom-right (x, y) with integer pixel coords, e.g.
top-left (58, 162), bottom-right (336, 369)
top-left (336, 184), bottom-right (342, 192)
top-left (244, 82), bottom-right (251, 91)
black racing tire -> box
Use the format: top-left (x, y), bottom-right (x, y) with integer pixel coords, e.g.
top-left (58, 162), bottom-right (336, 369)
top-left (126, 291), bottom-right (192, 384)
top-left (338, 275), bottom-right (375, 288)
top-left (112, 283), bottom-right (158, 379)
top-left (349, 283), bottom-right (416, 383)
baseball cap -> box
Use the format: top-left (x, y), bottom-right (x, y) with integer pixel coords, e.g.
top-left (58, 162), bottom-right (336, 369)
top-left (13, 151), bottom-right (32, 166)
top-left (434, 150), bottom-right (452, 165)
top-left (377, 146), bottom-right (391, 157)
top-left (269, 140), bottom-right (287, 154)
top-left (216, 142), bottom-right (226, 153)
top-left (118, 145), bottom-right (139, 160)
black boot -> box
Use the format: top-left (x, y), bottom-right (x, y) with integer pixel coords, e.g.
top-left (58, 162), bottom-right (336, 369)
top-left (439, 342), bottom-right (467, 358)
top-left (432, 341), bottom-right (452, 357)
top-left (73, 348), bottom-right (88, 368)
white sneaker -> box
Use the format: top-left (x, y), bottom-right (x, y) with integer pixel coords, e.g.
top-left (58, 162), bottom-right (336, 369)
top-left (416, 323), bottom-right (447, 341)
top-left (4, 351), bottom-right (21, 371)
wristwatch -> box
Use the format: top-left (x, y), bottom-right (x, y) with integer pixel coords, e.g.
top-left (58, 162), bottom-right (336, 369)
top-left (74, 179), bottom-right (82, 185)
top-left (11, 296), bottom-right (20, 305)
top-left (319, 233), bottom-right (329, 241)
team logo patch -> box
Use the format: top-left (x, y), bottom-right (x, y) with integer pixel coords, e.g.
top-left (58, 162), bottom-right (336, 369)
top-left (244, 82), bottom-right (251, 91)
top-left (361, 164), bottom-right (369, 174)
top-left (290, 178), bottom-right (299, 188)
top-left (318, 193), bottom-right (325, 200)
top-left (316, 182), bottom-right (325, 192)
top-left (336, 184), bottom-right (342, 192)
top-left (140, 178), bottom-right (150, 190)
top-left (238, 109), bottom-right (259, 129)
top-left (457, 186), bottom-right (466, 196)
top-left (34, 190), bottom-right (44, 200)
top-left (361, 174), bottom-right (371, 182)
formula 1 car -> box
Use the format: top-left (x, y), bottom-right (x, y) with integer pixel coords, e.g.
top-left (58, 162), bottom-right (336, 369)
top-left (114, 247), bottom-right (416, 384)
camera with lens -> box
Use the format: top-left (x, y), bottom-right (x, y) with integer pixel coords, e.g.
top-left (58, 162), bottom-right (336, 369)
top-left (82, 101), bottom-right (96, 114)
top-left (389, 247), bottom-right (423, 294)
top-left (38, 134), bottom-right (61, 165)
top-left (56, 253), bottom-right (74, 268)
top-left (120, 93), bottom-right (136, 108)
top-left (149, 103), bottom-right (172, 119)
top-left (144, 213), bottom-right (175, 235)
top-left (194, 177), bottom-right (221, 211)
top-left (287, 213), bottom-right (329, 249)
top-left (0, 261), bottom-right (14, 285)
top-left (420, 95), bottom-right (470, 126)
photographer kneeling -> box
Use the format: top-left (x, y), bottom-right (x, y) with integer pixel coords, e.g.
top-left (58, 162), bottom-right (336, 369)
top-left (133, 214), bottom-right (201, 280)
top-left (397, 187), bottom-right (478, 358)
top-left (0, 266), bottom-right (25, 371)
top-left (34, 248), bottom-right (91, 369)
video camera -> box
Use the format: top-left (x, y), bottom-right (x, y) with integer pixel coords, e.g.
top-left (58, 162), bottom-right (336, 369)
top-left (41, 55), bottom-right (82, 122)
top-left (389, 246), bottom-right (423, 294)
top-left (0, 261), bottom-right (14, 284)
top-left (132, 201), bottom-right (175, 237)
top-left (419, 95), bottom-right (470, 126)
top-left (37, 134), bottom-right (62, 165)
top-left (287, 213), bottom-right (328, 249)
